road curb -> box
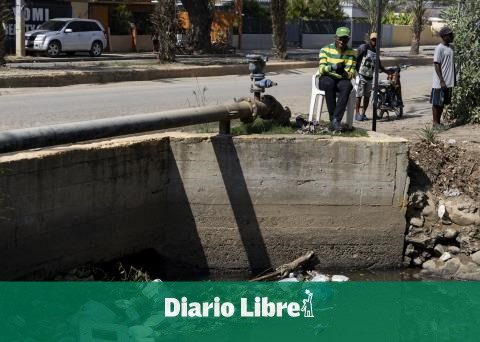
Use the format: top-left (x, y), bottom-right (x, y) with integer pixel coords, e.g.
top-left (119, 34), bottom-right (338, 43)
top-left (0, 57), bottom-right (431, 88)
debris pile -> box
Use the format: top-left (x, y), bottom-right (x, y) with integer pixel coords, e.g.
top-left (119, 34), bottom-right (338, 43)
top-left (251, 251), bottom-right (349, 282)
top-left (406, 140), bottom-right (480, 280)
top-left (409, 140), bottom-right (480, 201)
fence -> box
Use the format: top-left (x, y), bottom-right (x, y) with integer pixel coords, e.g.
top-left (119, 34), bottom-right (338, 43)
top-left (241, 17), bottom-right (441, 50)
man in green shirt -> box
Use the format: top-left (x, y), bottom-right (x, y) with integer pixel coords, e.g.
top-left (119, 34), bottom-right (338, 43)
top-left (318, 27), bottom-right (356, 132)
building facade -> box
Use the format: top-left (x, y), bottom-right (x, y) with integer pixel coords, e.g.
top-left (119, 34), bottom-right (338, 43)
top-left (4, 0), bottom-right (243, 53)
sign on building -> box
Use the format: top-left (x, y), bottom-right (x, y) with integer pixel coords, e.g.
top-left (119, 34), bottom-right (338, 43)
top-left (5, 0), bottom-right (72, 53)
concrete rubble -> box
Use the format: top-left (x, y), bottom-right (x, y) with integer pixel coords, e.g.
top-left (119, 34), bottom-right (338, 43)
top-left (405, 189), bottom-right (480, 280)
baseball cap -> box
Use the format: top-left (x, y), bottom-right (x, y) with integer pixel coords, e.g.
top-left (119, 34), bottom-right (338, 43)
top-left (439, 26), bottom-right (453, 37)
top-left (370, 32), bottom-right (378, 39)
top-left (336, 27), bottom-right (351, 38)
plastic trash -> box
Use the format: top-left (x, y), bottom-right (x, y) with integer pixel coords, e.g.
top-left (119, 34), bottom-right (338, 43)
top-left (331, 275), bottom-right (349, 282)
top-left (443, 188), bottom-right (461, 197)
top-left (310, 274), bottom-right (330, 282)
top-left (128, 325), bottom-right (154, 338)
top-left (278, 277), bottom-right (299, 282)
top-left (78, 300), bottom-right (116, 323)
top-left (438, 204), bottom-right (446, 219)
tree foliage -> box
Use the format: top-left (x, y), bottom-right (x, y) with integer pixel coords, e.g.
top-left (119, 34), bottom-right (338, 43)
top-left (352, 0), bottom-right (390, 32)
top-left (287, 0), bottom-right (309, 20)
top-left (381, 10), bottom-right (412, 25)
top-left (444, 1), bottom-right (480, 123)
top-left (287, 0), bottom-right (344, 21)
top-left (271, 0), bottom-right (287, 59)
top-left (110, 4), bottom-right (133, 35)
top-left (151, 0), bottom-right (176, 63)
top-left (243, 0), bottom-right (270, 18)
top-left (309, 0), bottom-right (344, 20)
top-left (403, 0), bottom-right (428, 55)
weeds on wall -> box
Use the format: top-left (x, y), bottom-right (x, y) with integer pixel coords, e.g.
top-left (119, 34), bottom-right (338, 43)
top-left (417, 124), bottom-right (440, 144)
top-left (188, 78), bottom-right (209, 107)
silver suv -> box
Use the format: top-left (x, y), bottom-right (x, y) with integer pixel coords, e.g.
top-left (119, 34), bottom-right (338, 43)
top-left (25, 18), bottom-right (107, 57)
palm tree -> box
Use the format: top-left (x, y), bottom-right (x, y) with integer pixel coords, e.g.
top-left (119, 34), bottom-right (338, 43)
top-left (181, 0), bottom-right (214, 53)
top-left (309, 0), bottom-right (345, 20)
top-left (271, 0), bottom-right (288, 59)
top-left (287, 0), bottom-right (310, 20)
top-left (0, 0), bottom-right (10, 65)
top-left (403, 0), bottom-right (427, 55)
top-left (151, 0), bottom-right (176, 63)
top-left (352, 0), bottom-right (390, 32)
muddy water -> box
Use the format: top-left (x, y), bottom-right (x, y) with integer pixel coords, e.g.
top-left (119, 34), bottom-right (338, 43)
top-left (51, 248), bottom-right (427, 281)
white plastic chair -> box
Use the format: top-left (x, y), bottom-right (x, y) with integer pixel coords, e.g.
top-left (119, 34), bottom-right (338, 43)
top-left (308, 72), bottom-right (355, 129)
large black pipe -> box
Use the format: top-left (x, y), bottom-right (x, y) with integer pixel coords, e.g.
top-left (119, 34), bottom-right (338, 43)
top-left (0, 100), bottom-right (259, 154)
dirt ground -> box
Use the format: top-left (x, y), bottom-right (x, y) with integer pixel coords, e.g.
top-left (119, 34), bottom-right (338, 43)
top-left (409, 140), bottom-right (480, 200)
top-left (370, 99), bottom-right (480, 199)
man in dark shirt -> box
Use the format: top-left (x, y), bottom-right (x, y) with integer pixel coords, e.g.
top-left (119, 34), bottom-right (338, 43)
top-left (355, 32), bottom-right (388, 121)
top-left (431, 27), bottom-right (455, 128)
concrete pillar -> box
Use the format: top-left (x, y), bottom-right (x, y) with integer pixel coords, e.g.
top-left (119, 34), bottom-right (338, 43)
top-left (15, 0), bottom-right (25, 57)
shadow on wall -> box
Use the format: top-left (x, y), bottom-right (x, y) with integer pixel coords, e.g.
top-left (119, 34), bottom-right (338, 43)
top-left (211, 135), bottom-right (272, 275)
top-left (161, 143), bottom-right (210, 280)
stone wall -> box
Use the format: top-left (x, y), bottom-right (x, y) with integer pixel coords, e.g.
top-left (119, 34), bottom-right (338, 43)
top-left (0, 132), bottom-right (408, 279)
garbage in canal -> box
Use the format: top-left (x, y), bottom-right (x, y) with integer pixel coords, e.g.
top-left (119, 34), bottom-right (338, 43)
top-left (278, 271), bottom-right (349, 283)
top-left (331, 275), bottom-right (349, 282)
top-left (250, 251), bottom-right (349, 282)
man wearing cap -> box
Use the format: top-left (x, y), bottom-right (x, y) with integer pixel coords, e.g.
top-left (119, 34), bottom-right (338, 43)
top-left (431, 26), bottom-right (455, 128)
top-left (318, 27), bottom-right (356, 132)
top-left (354, 32), bottom-right (389, 121)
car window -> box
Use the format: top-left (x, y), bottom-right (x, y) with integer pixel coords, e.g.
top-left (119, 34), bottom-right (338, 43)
top-left (87, 22), bottom-right (102, 31)
top-left (37, 20), bottom-right (66, 31)
top-left (77, 21), bottom-right (93, 32)
top-left (65, 21), bottom-right (83, 32)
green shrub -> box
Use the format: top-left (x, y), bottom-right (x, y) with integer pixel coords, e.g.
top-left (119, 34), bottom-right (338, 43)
top-left (232, 118), bottom-right (296, 135)
top-left (417, 124), bottom-right (440, 144)
top-left (444, 1), bottom-right (480, 123)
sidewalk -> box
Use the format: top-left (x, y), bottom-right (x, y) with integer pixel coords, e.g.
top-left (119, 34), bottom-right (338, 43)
top-left (5, 45), bottom-right (435, 64)
top-left (1, 46), bottom-right (435, 88)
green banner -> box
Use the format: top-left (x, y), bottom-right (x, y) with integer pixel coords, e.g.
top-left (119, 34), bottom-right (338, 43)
top-left (1, 282), bottom-right (480, 341)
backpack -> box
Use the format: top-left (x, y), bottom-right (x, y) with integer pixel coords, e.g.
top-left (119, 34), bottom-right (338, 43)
top-left (357, 44), bottom-right (376, 79)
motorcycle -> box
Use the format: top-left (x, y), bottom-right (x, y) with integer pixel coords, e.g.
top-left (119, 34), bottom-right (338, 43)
top-left (375, 64), bottom-right (410, 120)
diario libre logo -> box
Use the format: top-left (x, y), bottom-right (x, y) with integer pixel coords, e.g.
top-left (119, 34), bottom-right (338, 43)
top-left (164, 290), bottom-right (314, 318)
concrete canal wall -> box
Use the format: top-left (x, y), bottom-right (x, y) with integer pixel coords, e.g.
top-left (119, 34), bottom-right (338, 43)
top-left (0, 132), bottom-right (408, 279)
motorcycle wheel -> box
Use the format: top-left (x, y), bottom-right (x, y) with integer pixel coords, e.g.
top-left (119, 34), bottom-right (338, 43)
top-left (375, 109), bottom-right (387, 120)
top-left (396, 106), bottom-right (404, 118)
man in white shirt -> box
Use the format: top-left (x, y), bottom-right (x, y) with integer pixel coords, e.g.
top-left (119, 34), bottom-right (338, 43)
top-left (431, 27), bottom-right (455, 128)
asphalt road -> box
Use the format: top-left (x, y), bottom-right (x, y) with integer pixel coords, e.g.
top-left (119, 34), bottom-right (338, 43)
top-left (0, 66), bottom-right (433, 131)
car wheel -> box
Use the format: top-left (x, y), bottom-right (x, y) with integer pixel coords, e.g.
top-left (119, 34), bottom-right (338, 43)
top-left (89, 41), bottom-right (103, 57)
top-left (46, 41), bottom-right (61, 57)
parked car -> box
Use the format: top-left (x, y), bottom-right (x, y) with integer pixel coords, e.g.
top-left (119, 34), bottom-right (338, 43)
top-left (25, 18), bottom-right (108, 57)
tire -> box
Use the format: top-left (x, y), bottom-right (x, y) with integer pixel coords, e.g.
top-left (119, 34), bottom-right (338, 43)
top-left (396, 106), bottom-right (404, 118)
top-left (46, 41), bottom-right (61, 57)
top-left (375, 110), bottom-right (386, 120)
top-left (89, 41), bottom-right (103, 57)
